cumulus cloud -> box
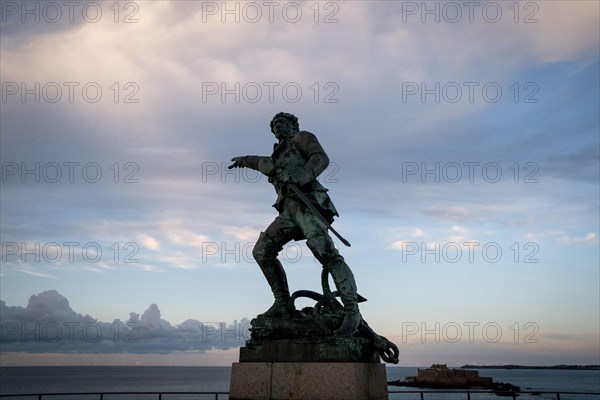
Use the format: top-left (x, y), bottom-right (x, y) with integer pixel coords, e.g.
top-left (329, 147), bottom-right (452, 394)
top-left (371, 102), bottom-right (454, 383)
top-left (0, 290), bottom-right (250, 354)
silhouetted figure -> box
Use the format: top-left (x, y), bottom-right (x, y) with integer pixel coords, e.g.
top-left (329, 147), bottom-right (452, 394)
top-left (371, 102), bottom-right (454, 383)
top-left (229, 112), bottom-right (361, 337)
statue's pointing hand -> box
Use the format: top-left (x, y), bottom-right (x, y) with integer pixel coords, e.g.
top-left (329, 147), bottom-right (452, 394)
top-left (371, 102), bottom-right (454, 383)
top-left (228, 157), bottom-right (247, 169)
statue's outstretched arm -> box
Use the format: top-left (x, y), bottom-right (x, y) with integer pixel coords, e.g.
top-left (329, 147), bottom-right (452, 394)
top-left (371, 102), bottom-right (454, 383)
top-left (228, 156), bottom-right (275, 176)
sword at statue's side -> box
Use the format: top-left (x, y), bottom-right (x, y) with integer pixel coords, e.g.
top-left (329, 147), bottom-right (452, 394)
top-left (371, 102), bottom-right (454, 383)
top-left (288, 183), bottom-right (351, 247)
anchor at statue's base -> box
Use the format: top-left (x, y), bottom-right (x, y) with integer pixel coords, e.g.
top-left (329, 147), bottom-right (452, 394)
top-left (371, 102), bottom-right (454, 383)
top-left (240, 274), bottom-right (400, 365)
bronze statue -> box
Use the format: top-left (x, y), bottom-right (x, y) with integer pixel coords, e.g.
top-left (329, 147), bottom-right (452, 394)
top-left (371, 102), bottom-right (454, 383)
top-left (229, 112), bottom-right (361, 337)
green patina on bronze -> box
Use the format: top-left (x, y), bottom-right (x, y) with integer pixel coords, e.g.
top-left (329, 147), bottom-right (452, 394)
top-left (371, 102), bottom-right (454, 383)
top-left (229, 112), bottom-right (399, 364)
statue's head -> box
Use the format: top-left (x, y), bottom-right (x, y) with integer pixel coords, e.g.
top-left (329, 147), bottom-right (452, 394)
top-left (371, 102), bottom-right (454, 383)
top-left (270, 112), bottom-right (299, 140)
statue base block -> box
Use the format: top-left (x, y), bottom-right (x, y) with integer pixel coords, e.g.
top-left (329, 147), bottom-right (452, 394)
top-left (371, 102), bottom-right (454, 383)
top-left (229, 362), bottom-right (388, 400)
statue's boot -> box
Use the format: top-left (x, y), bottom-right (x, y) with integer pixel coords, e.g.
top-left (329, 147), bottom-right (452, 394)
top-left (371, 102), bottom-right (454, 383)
top-left (328, 260), bottom-right (362, 337)
top-left (253, 232), bottom-right (295, 318)
top-left (257, 258), bottom-right (295, 318)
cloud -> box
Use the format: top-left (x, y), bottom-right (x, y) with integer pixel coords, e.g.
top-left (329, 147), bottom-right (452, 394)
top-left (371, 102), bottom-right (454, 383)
top-left (390, 240), bottom-right (411, 250)
top-left (560, 232), bottom-right (599, 246)
top-left (0, 290), bottom-right (250, 354)
top-left (423, 206), bottom-right (470, 223)
top-left (135, 263), bottom-right (162, 272)
top-left (139, 235), bottom-right (160, 250)
top-left (17, 268), bottom-right (57, 279)
top-left (522, 2), bottom-right (599, 63)
top-left (221, 226), bottom-right (259, 241)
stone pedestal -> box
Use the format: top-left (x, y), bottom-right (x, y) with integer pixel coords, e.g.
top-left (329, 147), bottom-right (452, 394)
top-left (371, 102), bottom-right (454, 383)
top-left (229, 362), bottom-right (388, 400)
top-left (229, 314), bottom-right (396, 399)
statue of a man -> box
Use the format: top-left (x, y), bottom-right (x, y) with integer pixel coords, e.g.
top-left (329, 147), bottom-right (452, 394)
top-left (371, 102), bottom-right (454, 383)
top-left (229, 112), bottom-right (361, 337)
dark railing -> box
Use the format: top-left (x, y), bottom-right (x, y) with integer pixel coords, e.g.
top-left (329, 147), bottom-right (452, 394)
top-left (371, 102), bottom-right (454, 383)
top-left (0, 391), bottom-right (599, 399)
top-left (0, 393), bottom-right (228, 400)
top-left (388, 389), bottom-right (600, 399)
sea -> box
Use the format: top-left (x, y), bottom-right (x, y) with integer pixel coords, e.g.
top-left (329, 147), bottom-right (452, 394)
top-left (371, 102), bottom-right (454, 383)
top-left (0, 366), bottom-right (599, 400)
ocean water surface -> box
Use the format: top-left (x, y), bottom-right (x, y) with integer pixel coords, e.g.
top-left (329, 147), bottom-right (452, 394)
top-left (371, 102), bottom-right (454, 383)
top-left (1, 366), bottom-right (598, 400)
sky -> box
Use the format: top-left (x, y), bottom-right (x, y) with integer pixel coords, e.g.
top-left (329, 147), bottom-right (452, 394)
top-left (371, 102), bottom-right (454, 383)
top-left (0, 1), bottom-right (599, 367)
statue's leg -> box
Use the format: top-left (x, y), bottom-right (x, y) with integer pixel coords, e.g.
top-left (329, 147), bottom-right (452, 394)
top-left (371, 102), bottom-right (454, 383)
top-left (252, 218), bottom-right (298, 318)
top-left (306, 233), bottom-right (362, 336)
top-left (294, 201), bottom-right (362, 336)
